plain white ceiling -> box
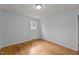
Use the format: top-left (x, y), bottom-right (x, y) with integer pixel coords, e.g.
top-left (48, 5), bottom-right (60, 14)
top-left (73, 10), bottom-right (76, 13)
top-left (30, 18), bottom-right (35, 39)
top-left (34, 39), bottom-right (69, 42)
top-left (0, 4), bottom-right (79, 19)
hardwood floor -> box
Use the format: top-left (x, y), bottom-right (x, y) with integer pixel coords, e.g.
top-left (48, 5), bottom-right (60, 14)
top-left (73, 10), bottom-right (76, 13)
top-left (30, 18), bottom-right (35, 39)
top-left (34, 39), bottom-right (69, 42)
top-left (0, 38), bottom-right (78, 55)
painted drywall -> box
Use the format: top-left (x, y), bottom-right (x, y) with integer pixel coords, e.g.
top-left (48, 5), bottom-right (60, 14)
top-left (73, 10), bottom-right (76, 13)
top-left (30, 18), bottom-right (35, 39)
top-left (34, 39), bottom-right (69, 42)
top-left (1, 10), bottom-right (40, 47)
top-left (41, 11), bottom-right (78, 51)
top-left (78, 15), bottom-right (79, 50)
top-left (0, 9), bottom-right (78, 51)
top-left (0, 11), bottom-right (2, 47)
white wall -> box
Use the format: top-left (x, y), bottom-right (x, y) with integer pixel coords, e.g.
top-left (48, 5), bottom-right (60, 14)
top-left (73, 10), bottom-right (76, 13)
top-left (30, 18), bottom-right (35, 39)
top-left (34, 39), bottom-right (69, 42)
top-left (0, 9), bottom-right (78, 51)
top-left (0, 11), bottom-right (2, 47)
top-left (1, 10), bottom-right (40, 47)
top-left (78, 15), bottom-right (79, 51)
top-left (41, 11), bottom-right (78, 51)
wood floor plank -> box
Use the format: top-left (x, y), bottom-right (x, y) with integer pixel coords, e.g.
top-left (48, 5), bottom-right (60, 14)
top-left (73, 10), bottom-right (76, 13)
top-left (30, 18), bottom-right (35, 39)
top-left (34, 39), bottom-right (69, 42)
top-left (0, 38), bottom-right (78, 55)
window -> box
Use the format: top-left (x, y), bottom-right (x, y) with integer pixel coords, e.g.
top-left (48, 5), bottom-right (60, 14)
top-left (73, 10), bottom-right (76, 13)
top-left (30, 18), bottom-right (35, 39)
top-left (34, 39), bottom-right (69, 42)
top-left (30, 20), bottom-right (37, 31)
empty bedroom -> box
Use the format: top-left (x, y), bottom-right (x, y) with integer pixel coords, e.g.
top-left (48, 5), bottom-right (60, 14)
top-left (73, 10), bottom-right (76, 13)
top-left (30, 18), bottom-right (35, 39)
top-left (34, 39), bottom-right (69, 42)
top-left (0, 4), bottom-right (79, 55)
